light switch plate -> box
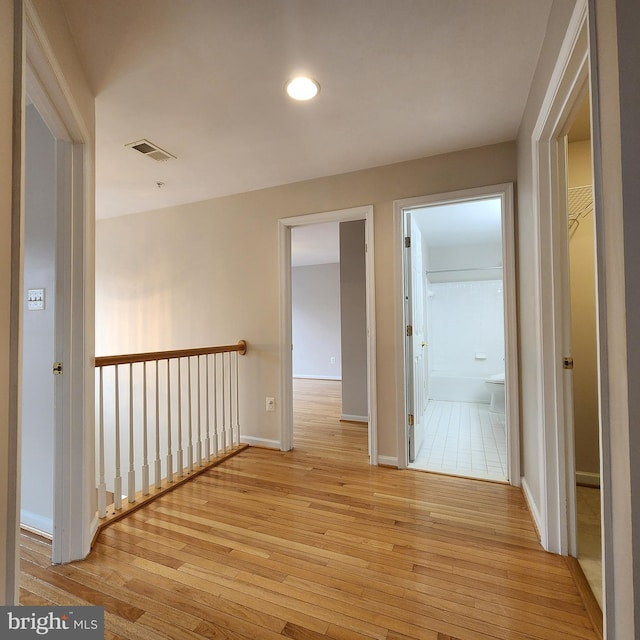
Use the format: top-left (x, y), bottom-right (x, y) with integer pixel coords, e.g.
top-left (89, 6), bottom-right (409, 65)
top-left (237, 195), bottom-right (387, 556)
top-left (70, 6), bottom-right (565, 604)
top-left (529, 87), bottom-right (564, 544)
top-left (27, 288), bottom-right (45, 311)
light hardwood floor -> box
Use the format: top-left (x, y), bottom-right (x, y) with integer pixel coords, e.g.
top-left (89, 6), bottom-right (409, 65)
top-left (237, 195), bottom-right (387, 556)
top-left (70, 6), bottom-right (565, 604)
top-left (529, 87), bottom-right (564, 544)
top-left (20, 379), bottom-right (601, 640)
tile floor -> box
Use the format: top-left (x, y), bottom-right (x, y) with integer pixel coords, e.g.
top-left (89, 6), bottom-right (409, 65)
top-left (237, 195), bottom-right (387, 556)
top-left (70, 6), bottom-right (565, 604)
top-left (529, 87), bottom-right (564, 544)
top-left (409, 399), bottom-right (508, 482)
top-left (577, 485), bottom-right (602, 608)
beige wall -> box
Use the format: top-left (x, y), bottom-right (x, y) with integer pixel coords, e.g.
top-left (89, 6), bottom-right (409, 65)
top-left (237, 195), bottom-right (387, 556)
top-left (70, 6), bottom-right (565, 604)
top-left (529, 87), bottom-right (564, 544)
top-left (96, 142), bottom-right (517, 458)
top-left (567, 140), bottom-right (599, 478)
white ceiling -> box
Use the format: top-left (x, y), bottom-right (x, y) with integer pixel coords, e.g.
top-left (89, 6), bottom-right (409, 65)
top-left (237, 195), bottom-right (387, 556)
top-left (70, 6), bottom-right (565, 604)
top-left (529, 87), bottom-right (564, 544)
top-left (291, 222), bottom-right (340, 267)
top-left (413, 198), bottom-right (502, 248)
top-left (59, 0), bottom-right (560, 220)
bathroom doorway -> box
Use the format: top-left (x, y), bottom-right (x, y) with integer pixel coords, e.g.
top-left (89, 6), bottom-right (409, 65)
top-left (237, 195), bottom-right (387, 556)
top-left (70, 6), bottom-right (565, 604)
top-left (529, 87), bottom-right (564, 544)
top-left (396, 184), bottom-right (518, 483)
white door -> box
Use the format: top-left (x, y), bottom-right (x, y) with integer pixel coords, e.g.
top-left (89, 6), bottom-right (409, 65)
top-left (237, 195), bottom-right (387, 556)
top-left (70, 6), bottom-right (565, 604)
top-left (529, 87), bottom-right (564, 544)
top-left (404, 214), bottom-right (428, 462)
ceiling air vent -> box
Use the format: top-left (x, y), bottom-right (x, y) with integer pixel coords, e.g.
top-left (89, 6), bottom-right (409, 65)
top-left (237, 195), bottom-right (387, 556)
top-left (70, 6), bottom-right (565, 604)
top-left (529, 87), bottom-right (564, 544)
top-left (126, 139), bottom-right (176, 162)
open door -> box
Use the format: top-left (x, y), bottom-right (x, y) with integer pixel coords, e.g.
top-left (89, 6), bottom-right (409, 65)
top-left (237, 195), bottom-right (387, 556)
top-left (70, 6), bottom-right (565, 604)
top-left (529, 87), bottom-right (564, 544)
top-left (404, 213), bottom-right (427, 463)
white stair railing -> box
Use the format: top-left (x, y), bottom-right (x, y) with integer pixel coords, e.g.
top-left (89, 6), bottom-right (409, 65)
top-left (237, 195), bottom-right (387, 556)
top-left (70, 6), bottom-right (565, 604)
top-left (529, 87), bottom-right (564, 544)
top-left (95, 340), bottom-right (247, 518)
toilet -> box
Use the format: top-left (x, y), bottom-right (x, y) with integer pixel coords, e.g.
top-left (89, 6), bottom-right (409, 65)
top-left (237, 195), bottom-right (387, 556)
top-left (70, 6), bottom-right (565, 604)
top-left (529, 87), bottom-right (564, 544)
top-left (485, 373), bottom-right (505, 413)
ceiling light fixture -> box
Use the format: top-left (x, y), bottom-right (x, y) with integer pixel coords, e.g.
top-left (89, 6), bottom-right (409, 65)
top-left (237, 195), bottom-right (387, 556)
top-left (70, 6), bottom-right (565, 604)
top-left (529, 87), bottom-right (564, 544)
top-left (286, 76), bottom-right (320, 101)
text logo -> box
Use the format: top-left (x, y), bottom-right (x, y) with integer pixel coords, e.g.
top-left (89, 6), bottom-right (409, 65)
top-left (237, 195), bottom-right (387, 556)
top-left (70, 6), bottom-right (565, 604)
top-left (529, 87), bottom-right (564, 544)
top-left (1, 607), bottom-right (104, 638)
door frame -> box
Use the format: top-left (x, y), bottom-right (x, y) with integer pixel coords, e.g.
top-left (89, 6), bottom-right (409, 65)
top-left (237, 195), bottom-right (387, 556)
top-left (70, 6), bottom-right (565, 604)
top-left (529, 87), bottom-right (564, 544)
top-left (23, 1), bottom-right (96, 563)
top-left (394, 183), bottom-right (519, 485)
top-left (530, 2), bottom-right (592, 557)
top-left (278, 205), bottom-right (377, 463)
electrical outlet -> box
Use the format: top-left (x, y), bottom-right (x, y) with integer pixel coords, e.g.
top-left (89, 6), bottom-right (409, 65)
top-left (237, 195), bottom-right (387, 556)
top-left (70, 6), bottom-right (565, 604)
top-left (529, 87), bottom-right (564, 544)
top-left (265, 397), bottom-right (275, 412)
top-left (330, 356), bottom-right (336, 364)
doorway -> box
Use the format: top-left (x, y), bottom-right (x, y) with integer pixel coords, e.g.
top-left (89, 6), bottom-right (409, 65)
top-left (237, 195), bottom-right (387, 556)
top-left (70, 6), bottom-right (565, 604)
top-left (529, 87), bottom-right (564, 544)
top-left (290, 221), bottom-right (345, 449)
top-left (21, 9), bottom-right (95, 564)
top-left (20, 102), bottom-right (57, 539)
top-left (278, 206), bottom-right (377, 462)
top-left (395, 184), bottom-right (519, 483)
top-left (566, 95), bottom-right (602, 607)
top-left (291, 220), bottom-right (369, 443)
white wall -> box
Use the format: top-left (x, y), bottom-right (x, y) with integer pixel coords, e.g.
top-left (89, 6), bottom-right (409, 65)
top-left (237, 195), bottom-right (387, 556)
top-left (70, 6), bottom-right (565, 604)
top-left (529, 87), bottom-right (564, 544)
top-left (292, 263), bottom-right (341, 379)
top-left (96, 142), bottom-right (518, 456)
top-left (427, 279), bottom-right (504, 381)
top-left (339, 220), bottom-right (367, 420)
top-left (21, 104), bottom-right (56, 534)
top-left (427, 242), bottom-right (502, 282)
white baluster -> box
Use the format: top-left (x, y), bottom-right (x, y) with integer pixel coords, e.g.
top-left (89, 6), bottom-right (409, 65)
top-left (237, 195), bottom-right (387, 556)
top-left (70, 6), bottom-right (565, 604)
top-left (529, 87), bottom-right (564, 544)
top-left (212, 353), bottom-right (219, 457)
top-left (196, 355), bottom-right (203, 466)
top-left (235, 351), bottom-right (240, 447)
top-left (98, 367), bottom-right (106, 518)
top-left (114, 366), bottom-right (122, 510)
top-left (127, 363), bottom-right (136, 503)
top-left (142, 362), bottom-right (149, 495)
top-left (154, 360), bottom-right (161, 488)
top-left (166, 358), bottom-right (173, 482)
top-left (187, 356), bottom-right (194, 472)
top-left (227, 352), bottom-right (233, 449)
top-left (204, 354), bottom-right (211, 462)
top-left (177, 358), bottom-right (184, 477)
top-left (221, 351), bottom-right (226, 452)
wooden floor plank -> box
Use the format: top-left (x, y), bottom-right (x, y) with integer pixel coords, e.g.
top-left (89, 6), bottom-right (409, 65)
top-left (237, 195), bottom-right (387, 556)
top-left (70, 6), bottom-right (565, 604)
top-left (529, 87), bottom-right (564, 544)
top-left (20, 378), bottom-right (601, 639)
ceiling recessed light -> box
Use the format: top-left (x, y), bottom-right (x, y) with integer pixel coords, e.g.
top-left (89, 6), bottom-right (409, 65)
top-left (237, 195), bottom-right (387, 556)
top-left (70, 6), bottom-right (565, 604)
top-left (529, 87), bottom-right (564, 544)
top-left (286, 76), bottom-right (320, 101)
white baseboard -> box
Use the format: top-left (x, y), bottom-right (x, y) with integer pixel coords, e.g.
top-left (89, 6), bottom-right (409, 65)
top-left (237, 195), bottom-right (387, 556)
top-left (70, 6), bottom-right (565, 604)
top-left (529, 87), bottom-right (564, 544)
top-left (20, 510), bottom-right (53, 537)
top-left (240, 436), bottom-right (281, 449)
top-left (377, 456), bottom-right (399, 468)
top-left (88, 514), bottom-right (99, 556)
top-left (293, 375), bottom-right (342, 381)
top-left (521, 476), bottom-right (544, 545)
top-left (576, 471), bottom-right (600, 487)
top-left (340, 414), bottom-right (368, 423)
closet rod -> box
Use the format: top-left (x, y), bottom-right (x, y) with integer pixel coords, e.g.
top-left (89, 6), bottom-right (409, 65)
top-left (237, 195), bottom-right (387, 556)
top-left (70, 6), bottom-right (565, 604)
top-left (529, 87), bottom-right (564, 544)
top-left (425, 266), bottom-right (502, 275)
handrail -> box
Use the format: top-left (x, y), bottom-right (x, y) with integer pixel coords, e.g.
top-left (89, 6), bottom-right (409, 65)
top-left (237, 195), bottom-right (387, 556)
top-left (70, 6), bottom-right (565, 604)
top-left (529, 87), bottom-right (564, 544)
top-left (95, 340), bottom-right (247, 367)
